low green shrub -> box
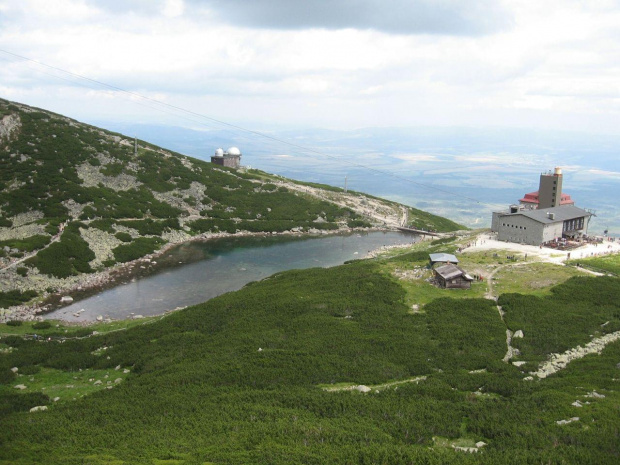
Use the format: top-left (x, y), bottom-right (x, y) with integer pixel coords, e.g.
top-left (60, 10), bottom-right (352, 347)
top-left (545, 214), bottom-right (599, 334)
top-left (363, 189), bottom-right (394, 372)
top-left (26, 229), bottom-right (94, 278)
top-left (0, 290), bottom-right (38, 309)
top-left (32, 321), bottom-right (52, 330)
top-left (115, 232), bottom-right (133, 242)
top-left (18, 365), bottom-right (41, 375)
top-left (112, 237), bottom-right (164, 263)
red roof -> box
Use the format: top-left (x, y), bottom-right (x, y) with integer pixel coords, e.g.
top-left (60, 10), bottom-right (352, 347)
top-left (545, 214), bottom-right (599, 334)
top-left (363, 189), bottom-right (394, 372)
top-left (519, 190), bottom-right (574, 206)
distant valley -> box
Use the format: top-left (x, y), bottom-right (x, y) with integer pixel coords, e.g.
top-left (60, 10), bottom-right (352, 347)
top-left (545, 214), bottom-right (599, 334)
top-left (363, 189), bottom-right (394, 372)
top-left (98, 121), bottom-right (620, 236)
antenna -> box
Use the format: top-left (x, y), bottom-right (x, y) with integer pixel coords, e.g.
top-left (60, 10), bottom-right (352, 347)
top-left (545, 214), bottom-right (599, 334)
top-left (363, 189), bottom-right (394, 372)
top-left (134, 136), bottom-right (137, 156)
top-left (344, 175), bottom-right (348, 193)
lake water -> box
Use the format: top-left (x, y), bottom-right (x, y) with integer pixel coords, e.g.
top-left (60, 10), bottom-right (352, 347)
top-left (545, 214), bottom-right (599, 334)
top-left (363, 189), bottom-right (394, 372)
top-left (44, 231), bottom-right (417, 322)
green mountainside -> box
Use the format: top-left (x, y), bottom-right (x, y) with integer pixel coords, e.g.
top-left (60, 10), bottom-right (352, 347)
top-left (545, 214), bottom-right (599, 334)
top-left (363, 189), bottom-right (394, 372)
top-left (0, 98), bottom-right (462, 311)
top-left (0, 244), bottom-right (619, 464)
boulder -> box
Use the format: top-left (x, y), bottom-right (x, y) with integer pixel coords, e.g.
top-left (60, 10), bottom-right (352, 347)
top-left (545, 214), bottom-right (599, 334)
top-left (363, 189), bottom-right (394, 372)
top-left (114, 378), bottom-right (122, 383)
top-left (513, 330), bottom-right (524, 338)
top-left (10, 367), bottom-right (18, 373)
top-left (14, 384), bottom-right (27, 390)
top-left (60, 296), bottom-right (73, 304)
top-left (93, 380), bottom-right (102, 385)
top-left (29, 406), bottom-right (48, 413)
top-left (354, 385), bottom-right (371, 393)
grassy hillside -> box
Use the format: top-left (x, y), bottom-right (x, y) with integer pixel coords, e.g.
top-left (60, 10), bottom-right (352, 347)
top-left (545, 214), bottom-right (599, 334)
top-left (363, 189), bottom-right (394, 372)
top-left (1, 250), bottom-right (619, 463)
top-left (0, 98), bottom-right (464, 310)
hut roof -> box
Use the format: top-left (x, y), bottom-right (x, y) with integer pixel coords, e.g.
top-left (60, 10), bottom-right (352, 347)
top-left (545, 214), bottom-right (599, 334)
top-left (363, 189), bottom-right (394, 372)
top-left (434, 263), bottom-right (472, 281)
top-left (429, 253), bottom-right (459, 264)
top-left (496, 205), bottom-right (592, 224)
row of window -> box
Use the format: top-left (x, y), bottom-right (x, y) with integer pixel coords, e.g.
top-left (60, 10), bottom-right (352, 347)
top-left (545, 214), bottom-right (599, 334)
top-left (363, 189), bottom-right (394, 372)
top-left (563, 217), bottom-right (584, 231)
top-left (501, 223), bottom-right (527, 230)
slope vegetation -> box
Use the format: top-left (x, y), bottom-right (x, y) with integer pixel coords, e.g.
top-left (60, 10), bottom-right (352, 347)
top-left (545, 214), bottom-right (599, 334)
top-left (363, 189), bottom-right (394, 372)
top-left (0, 99), bottom-right (463, 313)
top-left (1, 251), bottom-right (619, 463)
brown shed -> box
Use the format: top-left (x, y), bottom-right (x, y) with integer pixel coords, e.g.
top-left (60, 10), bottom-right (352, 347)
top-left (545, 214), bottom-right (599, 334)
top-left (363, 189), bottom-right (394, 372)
top-left (434, 263), bottom-right (473, 289)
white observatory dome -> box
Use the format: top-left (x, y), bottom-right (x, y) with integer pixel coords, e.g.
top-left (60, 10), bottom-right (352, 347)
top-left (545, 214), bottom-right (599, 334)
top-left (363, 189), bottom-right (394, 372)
top-left (227, 146), bottom-right (241, 156)
top-left (214, 148), bottom-right (224, 157)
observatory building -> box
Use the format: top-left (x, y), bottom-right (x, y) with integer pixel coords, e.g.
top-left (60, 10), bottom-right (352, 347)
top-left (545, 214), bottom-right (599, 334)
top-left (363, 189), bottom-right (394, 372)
top-left (211, 147), bottom-right (242, 169)
top-left (491, 167), bottom-right (593, 245)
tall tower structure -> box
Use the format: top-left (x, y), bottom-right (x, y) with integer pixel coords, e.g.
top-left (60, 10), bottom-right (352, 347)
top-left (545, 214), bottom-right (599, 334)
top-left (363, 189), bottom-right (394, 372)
top-left (538, 167), bottom-right (563, 209)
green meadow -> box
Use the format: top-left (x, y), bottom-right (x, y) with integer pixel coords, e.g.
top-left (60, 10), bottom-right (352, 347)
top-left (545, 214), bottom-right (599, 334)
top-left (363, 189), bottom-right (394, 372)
top-left (1, 252), bottom-right (619, 464)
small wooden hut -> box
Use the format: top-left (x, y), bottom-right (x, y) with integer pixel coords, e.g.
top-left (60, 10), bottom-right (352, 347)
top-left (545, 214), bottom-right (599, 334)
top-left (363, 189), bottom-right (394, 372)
top-left (434, 263), bottom-right (473, 289)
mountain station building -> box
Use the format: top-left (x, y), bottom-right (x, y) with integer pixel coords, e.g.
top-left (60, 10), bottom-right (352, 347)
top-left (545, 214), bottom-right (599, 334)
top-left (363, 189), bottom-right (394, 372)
top-left (491, 167), bottom-right (593, 245)
top-left (492, 205), bottom-right (593, 245)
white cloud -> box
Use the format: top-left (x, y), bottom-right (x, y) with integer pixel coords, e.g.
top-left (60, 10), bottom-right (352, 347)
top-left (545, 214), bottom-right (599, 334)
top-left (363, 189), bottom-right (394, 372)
top-left (586, 169), bottom-right (620, 179)
top-left (163, 0), bottom-right (184, 17)
top-left (392, 154), bottom-right (439, 163)
top-left (0, 0), bottom-right (619, 134)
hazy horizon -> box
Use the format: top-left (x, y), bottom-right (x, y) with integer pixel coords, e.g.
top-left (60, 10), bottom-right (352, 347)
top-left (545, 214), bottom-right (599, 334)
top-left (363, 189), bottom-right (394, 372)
top-left (90, 119), bottom-right (620, 237)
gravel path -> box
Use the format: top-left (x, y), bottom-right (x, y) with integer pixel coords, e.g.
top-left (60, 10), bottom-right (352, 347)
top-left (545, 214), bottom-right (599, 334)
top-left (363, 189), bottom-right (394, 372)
top-left (463, 234), bottom-right (620, 264)
top-left (531, 330), bottom-right (620, 379)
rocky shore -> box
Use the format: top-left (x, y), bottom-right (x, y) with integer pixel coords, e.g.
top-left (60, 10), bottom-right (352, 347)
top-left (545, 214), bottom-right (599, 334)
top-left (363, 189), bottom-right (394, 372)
top-left (1, 225), bottom-right (393, 323)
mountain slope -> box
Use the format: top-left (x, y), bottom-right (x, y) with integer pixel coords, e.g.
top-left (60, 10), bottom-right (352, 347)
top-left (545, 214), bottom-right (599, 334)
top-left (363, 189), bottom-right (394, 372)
top-left (1, 255), bottom-right (619, 464)
top-left (0, 98), bottom-right (463, 313)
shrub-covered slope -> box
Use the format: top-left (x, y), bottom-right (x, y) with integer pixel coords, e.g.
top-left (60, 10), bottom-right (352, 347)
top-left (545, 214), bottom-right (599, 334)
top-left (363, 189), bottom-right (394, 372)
top-left (0, 257), bottom-right (619, 464)
top-left (0, 98), bottom-right (463, 307)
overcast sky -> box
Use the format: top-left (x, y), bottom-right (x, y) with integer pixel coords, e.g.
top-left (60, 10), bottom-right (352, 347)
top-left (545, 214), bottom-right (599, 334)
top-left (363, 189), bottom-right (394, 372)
top-left (1, 0), bottom-right (619, 133)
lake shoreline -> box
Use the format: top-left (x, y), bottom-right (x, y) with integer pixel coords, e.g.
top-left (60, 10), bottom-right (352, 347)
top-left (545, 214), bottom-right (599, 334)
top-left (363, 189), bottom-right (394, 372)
top-left (2, 226), bottom-right (415, 323)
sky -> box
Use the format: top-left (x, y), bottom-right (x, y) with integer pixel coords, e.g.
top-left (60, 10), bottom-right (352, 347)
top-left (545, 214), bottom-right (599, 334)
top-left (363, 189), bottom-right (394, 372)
top-left (0, 0), bottom-right (620, 133)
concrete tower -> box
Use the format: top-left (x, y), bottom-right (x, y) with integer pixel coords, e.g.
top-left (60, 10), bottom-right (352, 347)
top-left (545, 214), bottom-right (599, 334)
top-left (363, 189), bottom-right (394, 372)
top-left (538, 167), bottom-right (563, 209)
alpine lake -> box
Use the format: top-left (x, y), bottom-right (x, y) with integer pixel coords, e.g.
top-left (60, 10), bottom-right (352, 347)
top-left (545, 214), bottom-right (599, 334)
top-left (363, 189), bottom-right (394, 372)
top-left (43, 231), bottom-right (418, 322)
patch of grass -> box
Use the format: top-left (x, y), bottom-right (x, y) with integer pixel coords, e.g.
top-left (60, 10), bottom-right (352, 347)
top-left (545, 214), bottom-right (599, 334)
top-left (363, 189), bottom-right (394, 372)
top-left (392, 269), bottom-right (488, 307)
top-left (568, 253), bottom-right (620, 275)
top-left (0, 316), bottom-right (161, 337)
top-left (493, 262), bottom-right (583, 297)
top-left (3, 367), bottom-right (130, 404)
top-left (380, 250), bottom-right (488, 307)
